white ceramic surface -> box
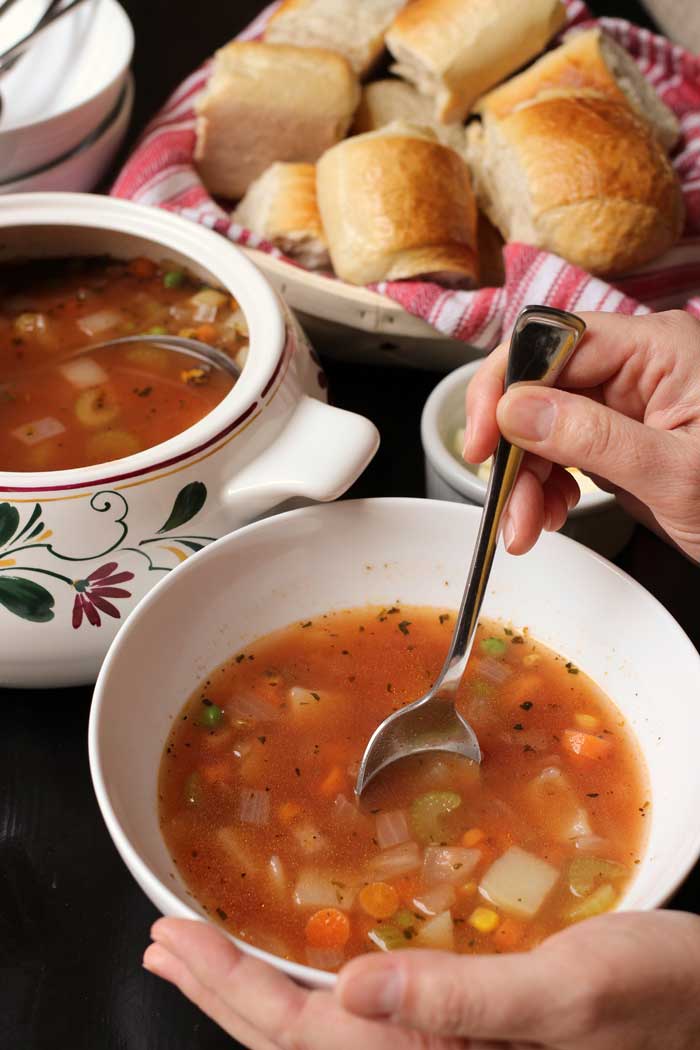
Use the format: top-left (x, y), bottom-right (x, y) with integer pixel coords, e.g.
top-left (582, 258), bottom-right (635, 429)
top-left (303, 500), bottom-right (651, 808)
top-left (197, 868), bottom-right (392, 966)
top-left (0, 194), bottom-right (379, 688)
top-left (0, 0), bottom-right (133, 181)
top-left (421, 361), bottom-right (636, 559)
top-left (0, 72), bottom-right (133, 194)
top-left (90, 497), bottom-right (700, 990)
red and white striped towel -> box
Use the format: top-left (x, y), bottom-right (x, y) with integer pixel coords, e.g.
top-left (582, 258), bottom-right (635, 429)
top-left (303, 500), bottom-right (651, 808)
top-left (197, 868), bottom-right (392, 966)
top-left (112, 0), bottom-right (700, 351)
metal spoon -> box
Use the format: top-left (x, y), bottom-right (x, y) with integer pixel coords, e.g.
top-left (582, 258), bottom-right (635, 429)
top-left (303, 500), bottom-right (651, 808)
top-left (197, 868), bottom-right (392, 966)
top-left (66, 333), bottom-right (242, 379)
top-left (355, 306), bottom-right (586, 797)
top-left (0, 0), bottom-right (91, 78)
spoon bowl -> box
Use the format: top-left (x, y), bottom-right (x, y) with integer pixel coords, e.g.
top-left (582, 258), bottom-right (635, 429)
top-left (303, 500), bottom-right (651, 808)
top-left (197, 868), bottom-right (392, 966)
top-left (68, 333), bottom-right (242, 379)
top-left (355, 306), bottom-right (587, 796)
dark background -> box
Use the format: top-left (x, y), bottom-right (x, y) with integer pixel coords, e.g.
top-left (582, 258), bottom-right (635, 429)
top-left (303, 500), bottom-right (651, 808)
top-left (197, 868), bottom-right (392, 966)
top-left (2, 3), bottom-right (698, 1049)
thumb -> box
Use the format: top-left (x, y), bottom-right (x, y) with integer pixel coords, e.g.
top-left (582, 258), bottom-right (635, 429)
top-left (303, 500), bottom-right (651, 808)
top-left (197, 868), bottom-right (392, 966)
top-left (336, 948), bottom-right (564, 1041)
top-left (496, 386), bottom-right (677, 508)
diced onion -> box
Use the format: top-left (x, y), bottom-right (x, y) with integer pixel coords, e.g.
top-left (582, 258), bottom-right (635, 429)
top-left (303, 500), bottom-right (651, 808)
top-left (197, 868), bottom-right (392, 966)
top-left (227, 693), bottom-right (280, 725)
top-left (480, 846), bottom-right (559, 919)
top-left (423, 846), bottom-right (480, 884)
top-left (333, 793), bottom-right (369, 833)
top-left (11, 417), bottom-right (65, 446)
top-left (216, 827), bottom-right (257, 873)
top-left (368, 841), bottom-right (421, 881)
top-left (234, 345), bottom-right (249, 370)
top-left (190, 288), bottom-right (228, 308)
top-left (376, 809), bottom-right (411, 849)
top-left (412, 883), bottom-right (457, 916)
top-left (237, 788), bottom-right (270, 825)
top-left (292, 823), bottom-right (329, 855)
top-left (267, 854), bottom-right (286, 897)
top-left (193, 301), bottom-right (218, 323)
top-left (14, 312), bottom-right (47, 336)
top-left (305, 946), bottom-right (344, 971)
top-left (59, 357), bottom-right (109, 389)
top-left (477, 657), bottom-right (513, 685)
top-left (525, 767), bottom-right (592, 842)
top-left (293, 869), bottom-right (355, 909)
top-left (77, 309), bottom-right (122, 336)
top-left (414, 911), bottom-right (455, 951)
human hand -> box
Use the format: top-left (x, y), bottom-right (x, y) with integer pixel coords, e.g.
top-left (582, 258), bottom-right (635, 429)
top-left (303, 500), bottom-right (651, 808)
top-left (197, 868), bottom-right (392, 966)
top-left (143, 909), bottom-right (700, 1049)
top-left (463, 310), bottom-right (700, 561)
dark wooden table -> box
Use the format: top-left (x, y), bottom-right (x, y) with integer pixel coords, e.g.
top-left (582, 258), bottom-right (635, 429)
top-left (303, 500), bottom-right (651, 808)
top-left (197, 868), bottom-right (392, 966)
top-left (2, 3), bottom-right (698, 1049)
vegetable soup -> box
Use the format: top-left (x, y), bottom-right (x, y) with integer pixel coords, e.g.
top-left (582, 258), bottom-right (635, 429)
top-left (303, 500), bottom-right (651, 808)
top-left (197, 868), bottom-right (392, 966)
top-left (159, 607), bottom-right (647, 971)
top-left (0, 257), bottom-right (248, 472)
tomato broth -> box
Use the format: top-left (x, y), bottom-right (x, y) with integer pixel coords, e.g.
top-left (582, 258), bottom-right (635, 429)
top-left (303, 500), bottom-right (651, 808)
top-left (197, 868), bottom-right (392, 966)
top-left (158, 607), bottom-right (648, 971)
top-left (0, 257), bottom-right (247, 472)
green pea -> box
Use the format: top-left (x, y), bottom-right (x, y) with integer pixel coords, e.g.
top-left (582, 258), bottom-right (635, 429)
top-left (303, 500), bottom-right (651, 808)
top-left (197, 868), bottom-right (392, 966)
top-left (145, 324), bottom-right (167, 335)
top-left (197, 701), bottom-right (223, 728)
top-left (480, 637), bottom-right (507, 658)
top-left (394, 909), bottom-right (415, 930)
top-left (163, 271), bottom-right (185, 288)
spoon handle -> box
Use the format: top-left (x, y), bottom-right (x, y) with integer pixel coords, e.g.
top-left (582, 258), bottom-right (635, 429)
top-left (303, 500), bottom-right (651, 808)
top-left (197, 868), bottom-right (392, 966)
top-left (0, 0), bottom-right (89, 73)
top-left (435, 306), bottom-right (587, 699)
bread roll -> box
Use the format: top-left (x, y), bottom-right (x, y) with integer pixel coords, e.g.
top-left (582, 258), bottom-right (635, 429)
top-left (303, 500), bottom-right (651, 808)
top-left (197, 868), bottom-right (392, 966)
top-left (386, 0), bottom-right (566, 124)
top-left (466, 94), bottom-right (684, 275)
top-left (264, 0), bottom-right (408, 77)
top-left (194, 42), bottom-right (359, 199)
top-left (233, 163), bottom-right (330, 270)
top-left (354, 79), bottom-right (467, 150)
top-left (476, 28), bottom-right (680, 150)
top-left (316, 123), bottom-right (478, 286)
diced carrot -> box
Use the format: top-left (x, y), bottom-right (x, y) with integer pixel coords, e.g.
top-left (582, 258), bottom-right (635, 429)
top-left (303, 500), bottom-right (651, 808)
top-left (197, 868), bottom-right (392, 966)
top-left (493, 917), bottom-right (525, 950)
top-left (305, 908), bottom-right (351, 949)
top-left (456, 881), bottom-right (478, 897)
top-left (500, 672), bottom-right (544, 708)
top-left (194, 323), bottom-right (218, 344)
top-left (462, 828), bottom-right (485, 848)
top-left (392, 875), bottom-right (422, 906)
top-left (230, 297), bottom-right (240, 312)
top-left (358, 882), bottom-right (400, 920)
top-left (201, 760), bottom-right (234, 784)
top-left (278, 801), bottom-right (302, 824)
top-left (128, 257), bottom-right (157, 279)
top-left (319, 764), bottom-right (346, 797)
top-left (563, 729), bottom-right (613, 761)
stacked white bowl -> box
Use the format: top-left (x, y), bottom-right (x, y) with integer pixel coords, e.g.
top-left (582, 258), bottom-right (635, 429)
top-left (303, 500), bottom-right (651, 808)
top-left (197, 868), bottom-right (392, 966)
top-left (0, 0), bottom-right (133, 193)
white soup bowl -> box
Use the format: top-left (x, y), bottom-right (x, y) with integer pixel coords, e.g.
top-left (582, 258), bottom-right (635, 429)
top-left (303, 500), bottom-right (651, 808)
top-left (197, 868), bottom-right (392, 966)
top-left (90, 498), bottom-right (700, 989)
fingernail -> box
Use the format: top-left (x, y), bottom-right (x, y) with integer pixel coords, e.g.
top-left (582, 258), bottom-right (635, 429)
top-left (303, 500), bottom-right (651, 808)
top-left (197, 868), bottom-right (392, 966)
top-left (503, 514), bottom-right (516, 551)
top-left (341, 967), bottom-right (402, 1018)
top-left (463, 415), bottom-right (473, 457)
top-left (502, 393), bottom-right (555, 442)
top-left (143, 943), bottom-right (168, 975)
top-left (544, 511), bottom-right (552, 532)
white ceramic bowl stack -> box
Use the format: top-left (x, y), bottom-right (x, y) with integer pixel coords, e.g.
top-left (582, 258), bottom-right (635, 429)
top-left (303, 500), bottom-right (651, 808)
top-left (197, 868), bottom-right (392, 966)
top-left (0, 0), bottom-right (133, 193)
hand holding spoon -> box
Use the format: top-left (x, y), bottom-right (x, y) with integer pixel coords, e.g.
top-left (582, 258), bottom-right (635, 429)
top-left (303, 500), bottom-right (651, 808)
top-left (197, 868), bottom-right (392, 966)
top-left (355, 306), bottom-right (586, 797)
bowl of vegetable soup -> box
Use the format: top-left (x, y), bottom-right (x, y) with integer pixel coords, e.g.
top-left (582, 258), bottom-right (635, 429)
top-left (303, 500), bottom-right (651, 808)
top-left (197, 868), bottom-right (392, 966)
top-left (89, 498), bottom-right (700, 988)
top-left (0, 193), bottom-right (378, 688)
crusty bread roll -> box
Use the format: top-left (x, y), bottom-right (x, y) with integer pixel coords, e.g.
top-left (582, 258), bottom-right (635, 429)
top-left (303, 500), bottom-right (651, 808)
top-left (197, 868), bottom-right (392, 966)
top-left (386, 0), bottom-right (566, 124)
top-left (316, 122), bottom-right (478, 286)
top-left (466, 94), bottom-right (684, 276)
top-left (476, 28), bottom-right (680, 151)
top-left (233, 163), bottom-right (330, 270)
top-left (354, 79), bottom-right (467, 151)
top-left (194, 42), bottom-right (359, 199)
top-left (264, 0), bottom-right (408, 77)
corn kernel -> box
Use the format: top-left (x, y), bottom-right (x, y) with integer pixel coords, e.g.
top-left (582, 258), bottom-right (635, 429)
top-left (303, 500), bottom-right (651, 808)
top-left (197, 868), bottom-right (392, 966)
top-left (462, 828), bottom-right (485, 848)
top-left (575, 712), bottom-right (600, 731)
top-left (469, 907), bottom-right (500, 933)
top-left (523, 653), bottom-right (540, 667)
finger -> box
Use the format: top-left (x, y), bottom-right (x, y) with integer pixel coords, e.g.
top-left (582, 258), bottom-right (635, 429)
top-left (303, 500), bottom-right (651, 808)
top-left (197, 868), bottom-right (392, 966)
top-left (336, 948), bottom-right (571, 1041)
top-left (496, 385), bottom-right (680, 509)
top-left (143, 943), bottom-right (280, 1050)
top-left (502, 467), bottom-right (545, 554)
top-left (464, 343), bottom-right (508, 462)
top-left (542, 472), bottom-right (572, 532)
top-left (151, 920), bottom-right (432, 1050)
top-left (151, 919), bottom-right (306, 1037)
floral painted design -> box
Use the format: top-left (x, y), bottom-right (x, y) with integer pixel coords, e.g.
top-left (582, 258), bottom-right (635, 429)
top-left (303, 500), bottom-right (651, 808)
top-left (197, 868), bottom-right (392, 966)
top-left (72, 562), bottom-right (135, 630)
top-left (0, 481), bottom-right (215, 626)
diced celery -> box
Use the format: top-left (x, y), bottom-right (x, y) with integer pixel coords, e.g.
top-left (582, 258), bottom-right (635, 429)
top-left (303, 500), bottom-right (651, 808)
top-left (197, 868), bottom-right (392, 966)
top-left (568, 857), bottom-right (627, 897)
top-left (414, 910), bottom-right (454, 950)
top-left (393, 909), bottom-right (415, 930)
top-left (566, 883), bottom-right (617, 923)
top-left (368, 924), bottom-right (408, 951)
top-left (184, 771), bottom-right (201, 805)
top-left (480, 637), bottom-right (507, 658)
top-left (410, 791), bottom-right (462, 844)
top-left (196, 702), bottom-right (223, 728)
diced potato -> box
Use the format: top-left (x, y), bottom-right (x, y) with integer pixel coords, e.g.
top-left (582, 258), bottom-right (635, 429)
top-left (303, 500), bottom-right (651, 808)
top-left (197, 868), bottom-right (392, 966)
top-left (190, 288), bottom-right (228, 308)
top-left (414, 911), bottom-right (454, 951)
top-left (292, 822), bottom-right (329, 855)
top-left (85, 430), bottom-right (140, 463)
top-left (59, 357), bottom-right (109, 389)
top-left (77, 309), bottom-right (123, 337)
top-left (480, 847), bottom-right (559, 919)
top-left (524, 767), bottom-right (592, 843)
top-left (293, 868), bottom-right (355, 910)
top-left (216, 827), bottom-right (257, 874)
